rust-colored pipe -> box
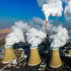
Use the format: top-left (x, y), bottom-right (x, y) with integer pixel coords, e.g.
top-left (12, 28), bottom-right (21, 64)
top-left (46, 21), bottom-right (48, 32)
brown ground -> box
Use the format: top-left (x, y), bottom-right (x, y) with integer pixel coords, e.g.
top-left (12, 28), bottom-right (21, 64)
top-left (0, 54), bottom-right (71, 71)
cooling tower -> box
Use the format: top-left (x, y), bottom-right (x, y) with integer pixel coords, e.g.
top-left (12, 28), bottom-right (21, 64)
top-left (28, 46), bottom-right (41, 66)
top-left (68, 50), bottom-right (71, 55)
top-left (2, 46), bottom-right (16, 64)
top-left (49, 48), bottom-right (62, 68)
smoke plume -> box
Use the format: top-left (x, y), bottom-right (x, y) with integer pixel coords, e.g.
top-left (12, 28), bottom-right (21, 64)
top-left (5, 19), bottom-right (46, 47)
top-left (62, 0), bottom-right (70, 3)
top-left (29, 17), bottom-right (46, 33)
top-left (14, 21), bottom-right (30, 33)
top-left (5, 21), bottom-right (30, 48)
top-left (28, 17), bottom-right (70, 48)
top-left (50, 25), bottom-right (69, 48)
top-left (37, 0), bottom-right (63, 21)
top-left (31, 17), bottom-right (70, 48)
top-left (27, 17), bottom-right (70, 48)
top-left (26, 27), bottom-right (46, 46)
top-left (25, 17), bottom-right (46, 46)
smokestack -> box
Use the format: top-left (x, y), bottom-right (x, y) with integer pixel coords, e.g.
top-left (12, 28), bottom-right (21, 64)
top-left (46, 21), bottom-right (50, 39)
top-left (49, 48), bottom-right (62, 68)
top-left (28, 46), bottom-right (41, 66)
top-left (2, 45), bottom-right (16, 64)
top-left (46, 21), bottom-right (48, 32)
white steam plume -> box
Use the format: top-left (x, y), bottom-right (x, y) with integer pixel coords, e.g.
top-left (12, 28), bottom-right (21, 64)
top-left (37, 0), bottom-right (63, 21)
top-left (13, 21), bottom-right (30, 33)
top-left (50, 25), bottom-right (69, 48)
top-left (62, 0), bottom-right (70, 3)
top-left (28, 17), bottom-right (47, 46)
top-left (64, 1), bottom-right (71, 21)
top-left (28, 17), bottom-right (70, 48)
top-left (29, 17), bottom-right (46, 33)
top-left (26, 27), bottom-right (46, 46)
top-left (5, 21), bottom-right (30, 48)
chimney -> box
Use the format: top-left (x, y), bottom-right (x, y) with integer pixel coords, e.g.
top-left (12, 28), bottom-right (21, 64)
top-left (46, 21), bottom-right (48, 32)
top-left (46, 21), bottom-right (50, 39)
top-left (2, 45), bottom-right (16, 64)
top-left (28, 46), bottom-right (41, 66)
top-left (49, 48), bottom-right (62, 68)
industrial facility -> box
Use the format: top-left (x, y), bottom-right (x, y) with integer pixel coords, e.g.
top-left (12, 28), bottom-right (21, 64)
top-left (0, 0), bottom-right (71, 71)
top-left (0, 29), bottom-right (71, 71)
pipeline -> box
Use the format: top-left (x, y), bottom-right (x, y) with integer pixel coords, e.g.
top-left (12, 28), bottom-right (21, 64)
top-left (63, 52), bottom-right (71, 58)
top-left (0, 59), bottom-right (16, 71)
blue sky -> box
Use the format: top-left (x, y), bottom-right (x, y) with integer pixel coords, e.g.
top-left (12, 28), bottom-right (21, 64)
top-left (0, 0), bottom-right (66, 28)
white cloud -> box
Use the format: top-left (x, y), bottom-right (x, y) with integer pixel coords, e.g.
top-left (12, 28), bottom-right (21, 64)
top-left (64, 1), bottom-right (71, 21)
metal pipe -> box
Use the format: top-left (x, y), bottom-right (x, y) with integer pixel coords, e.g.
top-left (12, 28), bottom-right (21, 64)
top-left (0, 59), bottom-right (15, 71)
